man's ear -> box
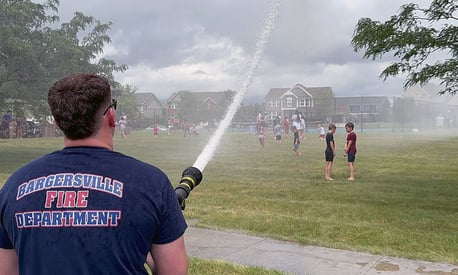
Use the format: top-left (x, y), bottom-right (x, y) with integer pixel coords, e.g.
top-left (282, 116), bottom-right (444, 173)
top-left (107, 109), bottom-right (116, 128)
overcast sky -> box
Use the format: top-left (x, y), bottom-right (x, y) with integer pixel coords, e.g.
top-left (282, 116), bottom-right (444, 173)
top-left (55, 0), bottom-right (431, 102)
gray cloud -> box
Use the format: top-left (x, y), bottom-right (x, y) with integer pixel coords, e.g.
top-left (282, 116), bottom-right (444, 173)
top-left (54, 0), bottom-right (432, 100)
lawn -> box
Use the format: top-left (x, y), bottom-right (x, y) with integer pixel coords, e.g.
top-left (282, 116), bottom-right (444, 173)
top-left (1, 127), bottom-right (457, 272)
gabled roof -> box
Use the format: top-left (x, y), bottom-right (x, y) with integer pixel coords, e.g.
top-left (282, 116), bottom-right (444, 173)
top-left (288, 84), bottom-right (312, 97)
top-left (448, 96), bottom-right (458, 106)
top-left (134, 93), bottom-right (162, 107)
top-left (402, 85), bottom-right (433, 99)
top-left (334, 96), bottom-right (390, 113)
top-left (167, 92), bottom-right (180, 103)
top-left (265, 88), bottom-right (289, 99)
top-left (167, 91), bottom-right (234, 106)
top-left (266, 84), bottom-right (333, 100)
top-left (281, 89), bottom-right (298, 98)
top-left (202, 97), bottom-right (218, 106)
top-left (402, 83), bottom-right (455, 104)
top-left (335, 96), bottom-right (390, 105)
top-left (302, 87), bottom-right (333, 98)
top-left (193, 92), bottom-right (230, 105)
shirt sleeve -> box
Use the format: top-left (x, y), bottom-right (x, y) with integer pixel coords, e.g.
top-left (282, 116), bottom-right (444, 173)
top-left (0, 198), bottom-right (14, 249)
top-left (153, 179), bottom-right (187, 245)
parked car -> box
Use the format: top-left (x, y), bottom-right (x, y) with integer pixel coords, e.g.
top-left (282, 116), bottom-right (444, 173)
top-left (0, 120), bottom-right (43, 138)
top-left (23, 121), bottom-right (43, 138)
top-left (144, 125), bottom-right (168, 132)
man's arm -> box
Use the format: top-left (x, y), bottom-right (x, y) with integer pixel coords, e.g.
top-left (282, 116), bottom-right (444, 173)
top-left (150, 235), bottom-right (188, 275)
top-left (344, 140), bottom-right (352, 156)
top-left (0, 248), bottom-right (18, 275)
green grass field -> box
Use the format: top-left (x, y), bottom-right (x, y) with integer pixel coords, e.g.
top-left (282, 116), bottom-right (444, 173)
top-left (1, 127), bottom-right (457, 273)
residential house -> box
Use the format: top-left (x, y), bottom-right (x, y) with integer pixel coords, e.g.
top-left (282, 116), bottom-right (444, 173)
top-left (265, 83), bottom-right (393, 125)
top-left (166, 91), bottom-right (234, 125)
top-left (134, 93), bottom-right (164, 121)
top-left (400, 83), bottom-right (457, 127)
top-left (402, 83), bottom-right (458, 107)
top-left (264, 84), bottom-right (334, 123)
top-left (333, 96), bottom-right (391, 123)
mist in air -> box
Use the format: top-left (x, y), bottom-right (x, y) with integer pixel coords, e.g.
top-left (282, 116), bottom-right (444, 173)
top-left (192, 0), bottom-right (282, 172)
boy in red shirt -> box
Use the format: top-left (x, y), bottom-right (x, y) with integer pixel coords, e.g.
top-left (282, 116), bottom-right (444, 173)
top-left (343, 122), bottom-right (357, 181)
top-left (153, 125), bottom-right (159, 138)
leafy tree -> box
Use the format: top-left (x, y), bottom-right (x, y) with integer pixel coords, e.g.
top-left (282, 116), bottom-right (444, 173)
top-left (351, 0), bottom-right (458, 95)
top-left (218, 89), bottom-right (236, 120)
top-left (112, 84), bottom-right (141, 121)
top-left (234, 103), bottom-right (263, 122)
top-left (0, 0), bottom-right (127, 119)
top-left (174, 90), bottom-right (236, 124)
top-left (177, 91), bottom-right (200, 122)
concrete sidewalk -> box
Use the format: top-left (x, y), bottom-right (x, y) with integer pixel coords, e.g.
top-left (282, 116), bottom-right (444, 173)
top-left (185, 226), bottom-right (458, 275)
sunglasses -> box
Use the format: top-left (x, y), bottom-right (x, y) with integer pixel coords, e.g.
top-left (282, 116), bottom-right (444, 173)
top-left (103, 99), bottom-right (117, 115)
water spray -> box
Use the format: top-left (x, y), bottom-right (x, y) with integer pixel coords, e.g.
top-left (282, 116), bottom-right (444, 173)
top-left (175, 0), bottom-right (281, 209)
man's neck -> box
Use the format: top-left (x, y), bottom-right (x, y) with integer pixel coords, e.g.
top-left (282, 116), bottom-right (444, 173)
top-left (64, 137), bottom-right (113, 150)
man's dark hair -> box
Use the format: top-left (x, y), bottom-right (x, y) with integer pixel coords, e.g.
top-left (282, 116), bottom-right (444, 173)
top-left (345, 122), bottom-right (354, 130)
top-left (48, 73), bottom-right (111, 140)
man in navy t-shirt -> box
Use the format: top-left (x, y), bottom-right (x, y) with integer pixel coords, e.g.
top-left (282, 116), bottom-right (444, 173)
top-left (0, 73), bottom-right (188, 274)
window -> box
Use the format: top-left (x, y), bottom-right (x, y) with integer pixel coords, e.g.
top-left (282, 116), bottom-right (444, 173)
top-left (170, 103), bottom-right (176, 109)
top-left (361, 105), bottom-right (377, 113)
top-left (299, 99), bottom-right (305, 107)
top-left (299, 98), bottom-right (312, 107)
top-left (349, 105), bottom-right (360, 113)
top-left (306, 99), bottom-right (312, 108)
top-left (286, 97), bottom-right (292, 107)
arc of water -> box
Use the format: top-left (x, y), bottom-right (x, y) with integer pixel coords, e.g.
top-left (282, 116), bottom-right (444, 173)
top-left (192, 0), bottom-right (282, 172)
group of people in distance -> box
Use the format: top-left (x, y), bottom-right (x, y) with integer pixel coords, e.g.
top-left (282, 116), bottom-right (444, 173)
top-left (256, 112), bottom-right (357, 182)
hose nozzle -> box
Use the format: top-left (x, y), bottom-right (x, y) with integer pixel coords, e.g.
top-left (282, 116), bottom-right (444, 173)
top-left (174, 167), bottom-right (203, 210)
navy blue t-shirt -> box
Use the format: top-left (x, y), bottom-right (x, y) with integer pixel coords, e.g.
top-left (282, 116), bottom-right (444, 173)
top-left (325, 132), bottom-right (334, 153)
top-left (0, 146), bottom-right (187, 275)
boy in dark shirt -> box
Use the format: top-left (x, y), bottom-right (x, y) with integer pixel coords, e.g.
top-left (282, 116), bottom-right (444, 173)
top-left (325, 123), bottom-right (336, 181)
top-left (292, 126), bottom-right (301, 156)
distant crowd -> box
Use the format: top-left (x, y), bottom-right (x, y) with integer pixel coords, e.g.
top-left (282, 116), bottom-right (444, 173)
top-left (1, 110), bottom-right (27, 139)
top-left (254, 111), bottom-right (357, 181)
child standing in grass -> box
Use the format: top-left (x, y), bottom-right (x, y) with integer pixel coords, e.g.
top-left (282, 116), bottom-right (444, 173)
top-left (292, 126), bottom-right (301, 156)
top-left (325, 123), bottom-right (336, 181)
top-left (344, 122), bottom-right (357, 181)
top-left (257, 125), bottom-right (265, 151)
top-left (318, 123), bottom-right (326, 141)
top-left (274, 123), bottom-right (282, 143)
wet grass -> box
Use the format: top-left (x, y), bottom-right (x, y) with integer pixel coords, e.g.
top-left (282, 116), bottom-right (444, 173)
top-left (1, 128), bottom-right (457, 271)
